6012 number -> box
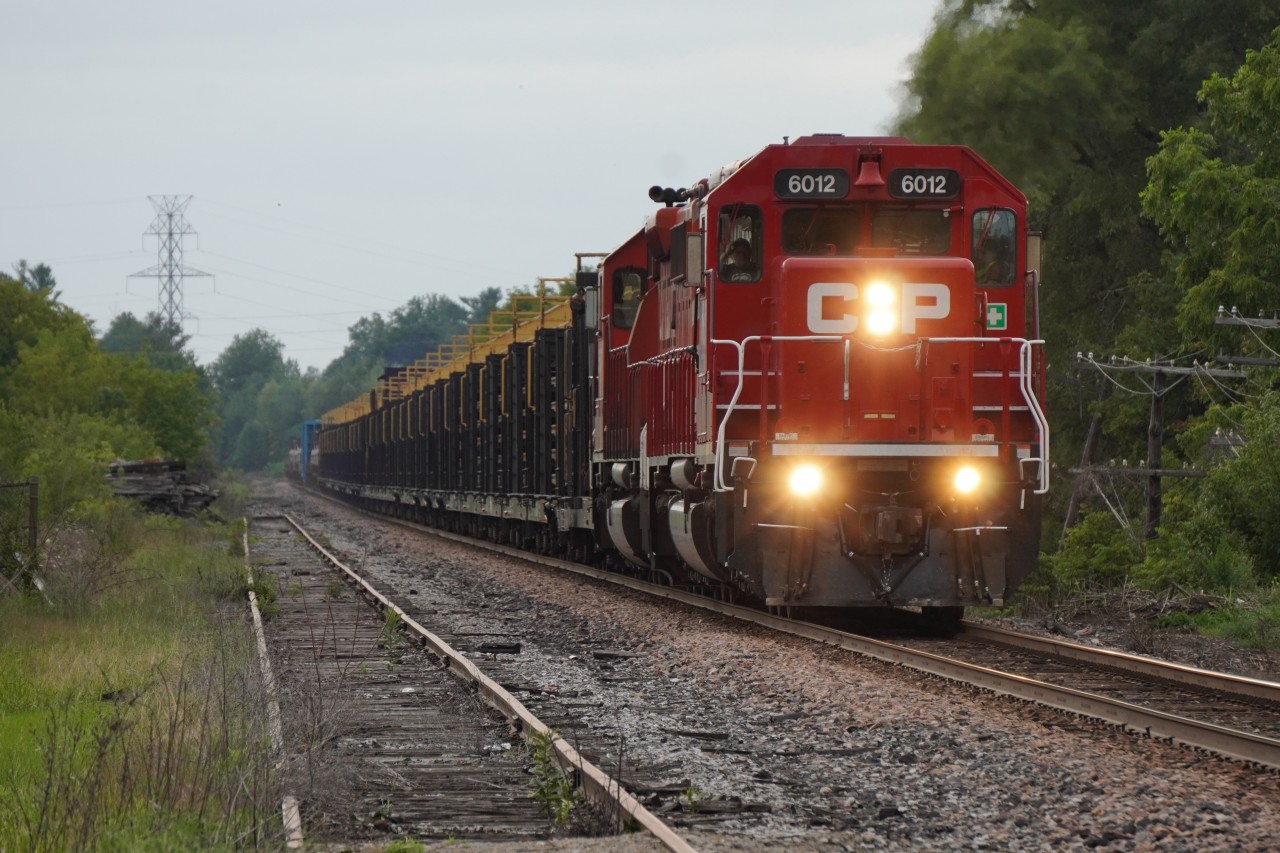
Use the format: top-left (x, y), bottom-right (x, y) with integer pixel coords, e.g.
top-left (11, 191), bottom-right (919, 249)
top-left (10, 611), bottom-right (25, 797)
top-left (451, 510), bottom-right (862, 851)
top-left (888, 168), bottom-right (959, 199)
top-left (774, 169), bottom-right (849, 199)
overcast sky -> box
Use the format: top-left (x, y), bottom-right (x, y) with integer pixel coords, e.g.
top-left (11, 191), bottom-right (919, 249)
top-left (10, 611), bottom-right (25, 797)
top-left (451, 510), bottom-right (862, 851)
top-left (3, 0), bottom-right (941, 372)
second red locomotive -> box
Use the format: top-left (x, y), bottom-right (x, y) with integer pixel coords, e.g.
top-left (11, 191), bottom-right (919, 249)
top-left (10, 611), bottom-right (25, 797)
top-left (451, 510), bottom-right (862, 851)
top-left (311, 134), bottom-right (1048, 626)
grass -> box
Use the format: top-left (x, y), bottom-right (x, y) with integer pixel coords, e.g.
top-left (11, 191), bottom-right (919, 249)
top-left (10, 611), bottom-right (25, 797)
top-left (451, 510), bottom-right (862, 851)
top-left (0, 507), bottom-right (279, 851)
top-left (1153, 584), bottom-right (1280, 649)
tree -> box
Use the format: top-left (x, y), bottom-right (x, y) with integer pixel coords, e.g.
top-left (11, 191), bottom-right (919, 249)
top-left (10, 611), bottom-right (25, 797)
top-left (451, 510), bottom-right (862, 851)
top-left (462, 286), bottom-right (503, 325)
top-left (209, 329), bottom-right (298, 468)
top-left (381, 294), bottom-right (470, 366)
top-left (0, 271), bottom-right (214, 558)
top-left (6, 325), bottom-right (211, 461)
top-left (1125, 28), bottom-right (1280, 582)
top-left (12, 260), bottom-right (57, 294)
top-left (0, 272), bottom-right (85, 389)
top-left (100, 311), bottom-right (199, 372)
top-left (1142, 27), bottom-right (1280, 351)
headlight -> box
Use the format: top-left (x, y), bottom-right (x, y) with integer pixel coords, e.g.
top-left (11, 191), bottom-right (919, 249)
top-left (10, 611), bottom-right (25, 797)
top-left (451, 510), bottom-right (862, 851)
top-left (953, 465), bottom-right (981, 495)
top-left (788, 464), bottom-right (823, 497)
top-left (864, 281), bottom-right (897, 335)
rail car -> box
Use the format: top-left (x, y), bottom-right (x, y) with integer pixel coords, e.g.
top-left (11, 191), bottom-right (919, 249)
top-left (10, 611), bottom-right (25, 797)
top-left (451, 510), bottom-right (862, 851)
top-left (307, 134), bottom-right (1048, 626)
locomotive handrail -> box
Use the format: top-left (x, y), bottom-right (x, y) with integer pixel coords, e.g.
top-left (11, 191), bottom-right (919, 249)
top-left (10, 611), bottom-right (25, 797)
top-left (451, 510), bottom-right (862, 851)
top-left (927, 337), bottom-right (1049, 494)
top-left (709, 335), bottom-right (1049, 494)
top-left (710, 335), bottom-right (840, 491)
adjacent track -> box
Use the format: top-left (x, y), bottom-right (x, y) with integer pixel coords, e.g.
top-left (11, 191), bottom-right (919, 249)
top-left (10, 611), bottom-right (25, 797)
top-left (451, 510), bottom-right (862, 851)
top-left (247, 513), bottom-right (694, 851)
top-left (299, 485), bottom-right (1280, 773)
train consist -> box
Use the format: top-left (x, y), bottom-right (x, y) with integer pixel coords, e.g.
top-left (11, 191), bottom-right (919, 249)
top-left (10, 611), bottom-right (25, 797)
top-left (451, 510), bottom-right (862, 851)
top-left (301, 134), bottom-right (1048, 626)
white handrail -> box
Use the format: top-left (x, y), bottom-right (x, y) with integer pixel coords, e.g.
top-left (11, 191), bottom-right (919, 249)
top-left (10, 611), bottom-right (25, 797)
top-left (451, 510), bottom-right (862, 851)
top-left (709, 335), bottom-right (840, 491)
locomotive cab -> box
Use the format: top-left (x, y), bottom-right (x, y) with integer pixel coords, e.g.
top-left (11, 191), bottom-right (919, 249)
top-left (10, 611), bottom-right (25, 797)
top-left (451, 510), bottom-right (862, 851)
top-left (699, 137), bottom-right (1046, 613)
top-left (593, 135), bottom-right (1047, 617)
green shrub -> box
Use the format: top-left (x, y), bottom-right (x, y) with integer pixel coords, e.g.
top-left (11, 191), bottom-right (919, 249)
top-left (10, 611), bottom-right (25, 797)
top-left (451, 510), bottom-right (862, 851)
top-left (1043, 511), bottom-right (1143, 593)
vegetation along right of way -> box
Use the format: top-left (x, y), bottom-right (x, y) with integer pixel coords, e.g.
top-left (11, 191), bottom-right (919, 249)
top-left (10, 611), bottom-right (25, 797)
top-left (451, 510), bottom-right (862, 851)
top-left (6, 4), bottom-right (1280, 848)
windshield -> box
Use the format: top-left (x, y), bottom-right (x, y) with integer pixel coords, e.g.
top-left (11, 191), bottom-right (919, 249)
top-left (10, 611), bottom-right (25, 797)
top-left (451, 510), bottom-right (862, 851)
top-left (782, 206), bottom-right (952, 256)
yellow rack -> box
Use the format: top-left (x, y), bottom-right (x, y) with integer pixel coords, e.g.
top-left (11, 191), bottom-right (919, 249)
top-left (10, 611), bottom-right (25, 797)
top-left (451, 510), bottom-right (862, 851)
top-left (321, 283), bottom-right (576, 427)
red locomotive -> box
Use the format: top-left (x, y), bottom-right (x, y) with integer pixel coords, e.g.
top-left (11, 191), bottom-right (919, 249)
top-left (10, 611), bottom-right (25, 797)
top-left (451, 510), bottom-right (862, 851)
top-left (312, 134), bottom-right (1048, 627)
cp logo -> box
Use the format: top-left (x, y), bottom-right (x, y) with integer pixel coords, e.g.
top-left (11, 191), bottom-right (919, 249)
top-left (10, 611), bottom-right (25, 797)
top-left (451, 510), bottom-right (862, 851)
top-left (805, 282), bottom-right (951, 334)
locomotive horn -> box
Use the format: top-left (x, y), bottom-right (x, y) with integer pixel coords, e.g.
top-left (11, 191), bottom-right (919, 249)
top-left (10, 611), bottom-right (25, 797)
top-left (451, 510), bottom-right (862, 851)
top-left (648, 186), bottom-right (688, 206)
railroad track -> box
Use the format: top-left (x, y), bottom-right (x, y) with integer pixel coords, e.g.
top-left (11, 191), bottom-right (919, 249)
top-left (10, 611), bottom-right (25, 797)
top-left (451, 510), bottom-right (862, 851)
top-left (246, 513), bottom-right (693, 851)
top-left (896, 623), bottom-right (1280, 767)
top-left (295, 486), bottom-right (1280, 774)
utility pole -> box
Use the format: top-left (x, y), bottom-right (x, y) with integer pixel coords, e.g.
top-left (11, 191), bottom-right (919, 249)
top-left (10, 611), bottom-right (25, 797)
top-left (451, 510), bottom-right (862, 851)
top-left (129, 195), bottom-right (210, 326)
top-left (1075, 355), bottom-right (1244, 539)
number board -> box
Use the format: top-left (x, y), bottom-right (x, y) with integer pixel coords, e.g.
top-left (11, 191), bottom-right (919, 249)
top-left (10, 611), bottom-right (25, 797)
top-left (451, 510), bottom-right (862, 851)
top-left (888, 168), bottom-right (960, 200)
top-left (774, 169), bottom-right (850, 200)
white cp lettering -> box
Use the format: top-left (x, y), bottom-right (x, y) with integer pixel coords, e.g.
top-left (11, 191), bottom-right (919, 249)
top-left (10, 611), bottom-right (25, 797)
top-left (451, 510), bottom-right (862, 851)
top-left (805, 282), bottom-right (951, 334)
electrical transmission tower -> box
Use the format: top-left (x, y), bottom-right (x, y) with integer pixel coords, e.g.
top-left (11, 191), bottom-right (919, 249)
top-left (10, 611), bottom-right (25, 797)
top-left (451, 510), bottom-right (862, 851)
top-left (129, 195), bottom-right (210, 325)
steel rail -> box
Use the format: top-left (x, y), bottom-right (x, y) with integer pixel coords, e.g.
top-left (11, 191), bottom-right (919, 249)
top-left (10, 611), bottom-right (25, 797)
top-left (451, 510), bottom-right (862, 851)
top-left (278, 512), bottom-right (696, 853)
top-left (961, 622), bottom-right (1280, 703)
top-left (299, 486), bottom-right (1280, 771)
top-left (243, 517), bottom-right (305, 849)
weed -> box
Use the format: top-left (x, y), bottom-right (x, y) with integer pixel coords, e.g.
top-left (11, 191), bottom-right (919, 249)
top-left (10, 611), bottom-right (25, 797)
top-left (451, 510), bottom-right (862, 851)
top-left (384, 839), bottom-right (427, 853)
top-left (285, 581), bottom-right (303, 597)
top-left (527, 728), bottom-right (580, 826)
top-left (1116, 609), bottom-right (1169, 657)
top-left (381, 608), bottom-right (404, 650)
top-left (679, 783), bottom-right (705, 813)
top-left (325, 579), bottom-right (346, 600)
top-left (247, 577), bottom-right (279, 620)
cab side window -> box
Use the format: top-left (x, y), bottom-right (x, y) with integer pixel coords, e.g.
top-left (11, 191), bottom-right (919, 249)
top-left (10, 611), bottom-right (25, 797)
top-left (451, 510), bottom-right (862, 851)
top-left (717, 206), bottom-right (761, 283)
top-left (612, 269), bottom-right (644, 329)
top-left (971, 208), bottom-right (1016, 287)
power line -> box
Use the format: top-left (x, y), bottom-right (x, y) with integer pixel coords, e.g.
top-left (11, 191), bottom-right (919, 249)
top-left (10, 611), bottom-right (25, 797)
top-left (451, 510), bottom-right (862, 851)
top-left (1074, 352), bottom-right (1245, 539)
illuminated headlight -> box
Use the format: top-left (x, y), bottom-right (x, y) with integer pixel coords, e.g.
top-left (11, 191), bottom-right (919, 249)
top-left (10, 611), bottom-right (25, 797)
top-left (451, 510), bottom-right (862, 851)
top-left (788, 464), bottom-right (823, 497)
top-left (864, 281), bottom-right (897, 335)
top-left (953, 465), bottom-right (981, 495)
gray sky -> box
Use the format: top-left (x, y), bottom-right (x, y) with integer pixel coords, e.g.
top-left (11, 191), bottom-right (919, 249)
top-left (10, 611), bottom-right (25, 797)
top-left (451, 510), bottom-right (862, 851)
top-left (2, 0), bottom-right (940, 372)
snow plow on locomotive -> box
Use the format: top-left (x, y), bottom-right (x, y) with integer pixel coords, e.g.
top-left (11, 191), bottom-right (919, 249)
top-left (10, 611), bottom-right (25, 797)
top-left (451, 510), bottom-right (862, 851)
top-left (308, 134), bottom-right (1048, 625)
